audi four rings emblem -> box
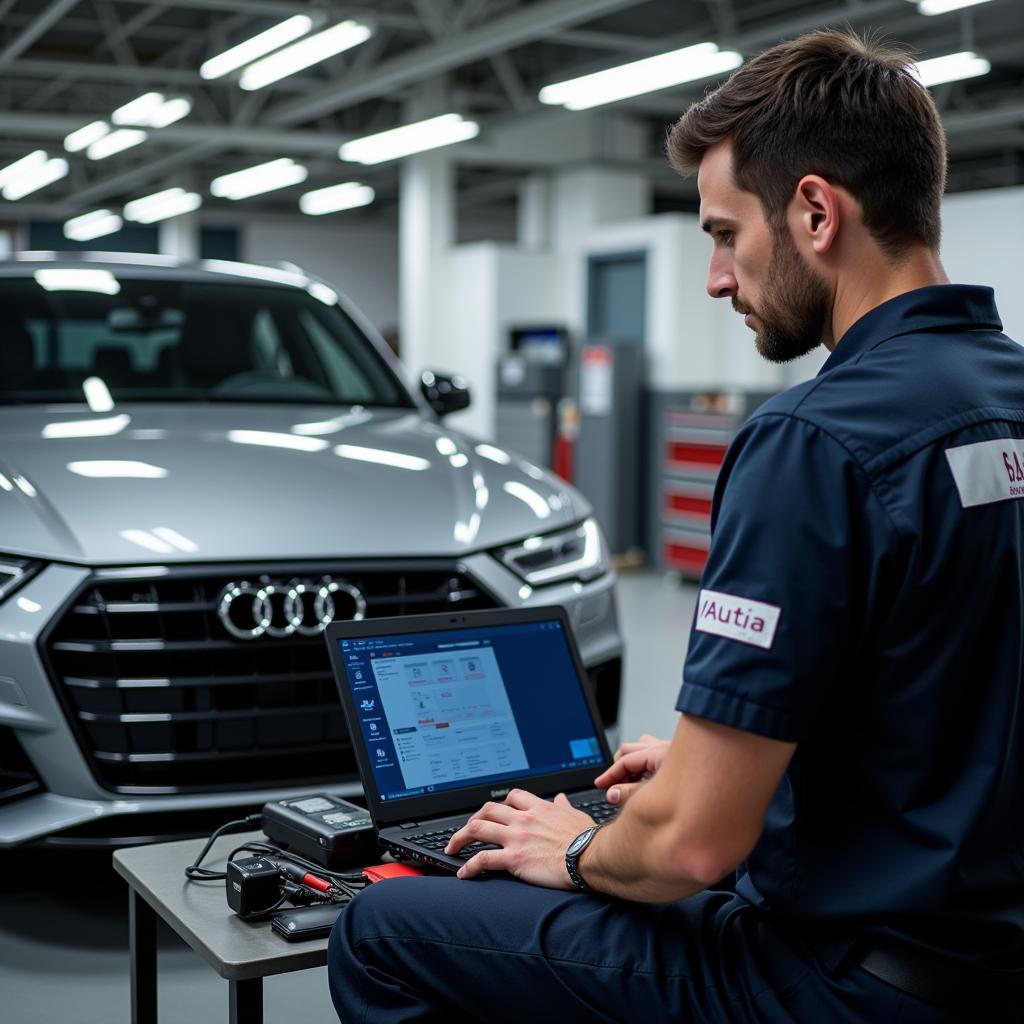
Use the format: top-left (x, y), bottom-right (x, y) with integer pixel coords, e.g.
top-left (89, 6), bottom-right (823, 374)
top-left (217, 577), bottom-right (367, 640)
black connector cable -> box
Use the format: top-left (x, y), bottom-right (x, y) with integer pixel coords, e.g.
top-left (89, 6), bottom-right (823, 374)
top-left (184, 815), bottom-right (367, 899)
top-left (185, 813), bottom-right (264, 881)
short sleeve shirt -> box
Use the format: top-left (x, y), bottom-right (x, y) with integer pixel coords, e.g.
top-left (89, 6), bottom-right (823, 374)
top-left (677, 285), bottom-right (1024, 964)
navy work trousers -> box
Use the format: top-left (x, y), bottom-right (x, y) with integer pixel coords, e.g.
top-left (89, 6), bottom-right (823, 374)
top-left (327, 876), bottom-right (961, 1023)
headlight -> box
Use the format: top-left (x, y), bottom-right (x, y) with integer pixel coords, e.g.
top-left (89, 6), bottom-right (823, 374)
top-left (496, 518), bottom-right (610, 587)
top-left (0, 557), bottom-right (42, 604)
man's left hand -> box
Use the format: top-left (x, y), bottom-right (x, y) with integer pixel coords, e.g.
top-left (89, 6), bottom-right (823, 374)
top-left (446, 789), bottom-right (595, 889)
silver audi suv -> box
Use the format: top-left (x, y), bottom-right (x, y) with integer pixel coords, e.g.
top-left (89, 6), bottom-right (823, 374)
top-left (0, 253), bottom-right (622, 847)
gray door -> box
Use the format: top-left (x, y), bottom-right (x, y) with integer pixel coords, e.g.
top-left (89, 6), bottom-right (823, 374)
top-left (587, 251), bottom-right (647, 345)
top-left (578, 251), bottom-right (648, 557)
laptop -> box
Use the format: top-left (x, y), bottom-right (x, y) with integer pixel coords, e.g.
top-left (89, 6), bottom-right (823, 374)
top-left (325, 605), bottom-right (618, 872)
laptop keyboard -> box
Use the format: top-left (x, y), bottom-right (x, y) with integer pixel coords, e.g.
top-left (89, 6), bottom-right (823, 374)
top-left (407, 799), bottom-right (619, 860)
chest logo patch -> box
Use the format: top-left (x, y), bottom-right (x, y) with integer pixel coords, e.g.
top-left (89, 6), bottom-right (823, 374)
top-left (695, 589), bottom-right (781, 650)
top-left (945, 438), bottom-right (1024, 508)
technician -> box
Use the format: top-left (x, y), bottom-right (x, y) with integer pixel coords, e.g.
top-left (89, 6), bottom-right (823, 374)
top-left (328, 30), bottom-right (1024, 1023)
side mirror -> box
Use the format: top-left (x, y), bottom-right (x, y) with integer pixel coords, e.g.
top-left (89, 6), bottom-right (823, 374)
top-left (420, 370), bottom-right (471, 418)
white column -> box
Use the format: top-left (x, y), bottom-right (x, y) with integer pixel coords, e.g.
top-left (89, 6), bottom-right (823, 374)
top-left (158, 212), bottom-right (200, 261)
top-left (517, 173), bottom-right (549, 250)
top-left (399, 150), bottom-right (455, 377)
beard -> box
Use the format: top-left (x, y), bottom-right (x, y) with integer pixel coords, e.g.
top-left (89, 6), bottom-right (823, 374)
top-left (734, 226), bottom-right (831, 363)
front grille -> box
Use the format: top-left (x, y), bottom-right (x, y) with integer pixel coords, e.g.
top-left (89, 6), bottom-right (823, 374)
top-left (43, 562), bottom-right (496, 794)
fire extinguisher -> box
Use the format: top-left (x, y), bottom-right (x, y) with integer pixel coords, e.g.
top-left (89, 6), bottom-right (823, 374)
top-left (553, 396), bottom-right (579, 483)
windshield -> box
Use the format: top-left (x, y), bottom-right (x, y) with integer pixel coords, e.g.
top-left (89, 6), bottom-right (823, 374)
top-left (0, 274), bottom-right (413, 408)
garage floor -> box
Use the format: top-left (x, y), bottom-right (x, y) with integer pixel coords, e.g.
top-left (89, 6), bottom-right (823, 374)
top-left (0, 570), bottom-right (697, 1024)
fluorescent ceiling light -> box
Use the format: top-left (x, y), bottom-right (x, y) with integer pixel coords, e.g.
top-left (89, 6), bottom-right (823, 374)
top-left (912, 51), bottom-right (991, 87)
top-left (149, 97), bottom-right (192, 128)
top-left (87, 128), bottom-right (147, 160)
top-left (227, 429), bottom-right (329, 452)
top-left (915, 0), bottom-right (992, 14)
top-left (64, 121), bottom-right (109, 153)
top-left (239, 20), bottom-right (372, 90)
top-left (123, 187), bottom-right (202, 224)
top-left (210, 158), bottom-right (308, 199)
top-left (83, 376), bottom-right (115, 412)
top-left (112, 92), bottom-right (165, 126)
top-left (200, 15), bottom-right (313, 80)
top-left (334, 444), bottom-right (430, 471)
top-left (35, 269), bottom-right (120, 295)
top-left (68, 461), bottom-right (168, 479)
top-left (64, 209), bottom-right (123, 242)
top-left (299, 181), bottom-right (375, 215)
top-left (2, 156), bottom-right (68, 200)
top-left (0, 150), bottom-right (48, 189)
top-left (111, 93), bottom-right (192, 129)
top-left (540, 41), bottom-right (742, 110)
top-left (43, 414), bottom-right (131, 439)
top-left (340, 114), bottom-right (479, 165)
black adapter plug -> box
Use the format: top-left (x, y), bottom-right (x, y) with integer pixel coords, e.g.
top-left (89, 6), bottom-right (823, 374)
top-left (226, 856), bottom-right (282, 919)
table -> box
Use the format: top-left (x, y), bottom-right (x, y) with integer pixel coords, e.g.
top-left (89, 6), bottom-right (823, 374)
top-left (113, 831), bottom-right (338, 1024)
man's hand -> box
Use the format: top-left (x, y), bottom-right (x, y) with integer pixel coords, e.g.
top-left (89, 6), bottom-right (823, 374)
top-left (594, 733), bottom-right (671, 805)
top-left (445, 789), bottom-right (594, 888)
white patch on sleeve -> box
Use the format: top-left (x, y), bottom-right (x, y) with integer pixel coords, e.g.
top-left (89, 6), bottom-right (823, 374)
top-left (945, 438), bottom-right (1024, 508)
top-left (694, 589), bottom-right (781, 650)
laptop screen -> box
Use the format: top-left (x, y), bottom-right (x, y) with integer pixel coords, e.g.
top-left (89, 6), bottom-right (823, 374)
top-left (335, 618), bottom-right (604, 805)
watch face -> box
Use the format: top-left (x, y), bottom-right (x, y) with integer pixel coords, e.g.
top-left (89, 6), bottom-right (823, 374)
top-left (567, 828), bottom-right (594, 857)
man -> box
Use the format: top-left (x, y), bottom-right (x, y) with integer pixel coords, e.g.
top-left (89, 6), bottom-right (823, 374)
top-left (328, 30), bottom-right (1024, 1023)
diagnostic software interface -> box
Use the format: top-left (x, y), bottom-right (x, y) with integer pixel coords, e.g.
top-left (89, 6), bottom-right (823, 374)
top-left (337, 620), bottom-right (603, 803)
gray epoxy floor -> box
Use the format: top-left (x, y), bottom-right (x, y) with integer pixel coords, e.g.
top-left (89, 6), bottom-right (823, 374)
top-left (0, 570), bottom-right (698, 1024)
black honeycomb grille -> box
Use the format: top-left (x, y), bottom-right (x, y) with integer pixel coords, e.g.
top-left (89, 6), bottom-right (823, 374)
top-left (43, 562), bottom-right (496, 793)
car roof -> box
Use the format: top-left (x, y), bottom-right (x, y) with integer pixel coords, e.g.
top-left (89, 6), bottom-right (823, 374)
top-left (0, 251), bottom-right (318, 289)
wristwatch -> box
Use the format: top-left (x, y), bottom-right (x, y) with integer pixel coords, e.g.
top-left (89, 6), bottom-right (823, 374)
top-left (565, 825), bottom-right (602, 891)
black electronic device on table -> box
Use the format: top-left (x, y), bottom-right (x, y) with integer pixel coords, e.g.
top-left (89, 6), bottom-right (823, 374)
top-left (261, 794), bottom-right (378, 871)
top-left (324, 605), bottom-right (618, 873)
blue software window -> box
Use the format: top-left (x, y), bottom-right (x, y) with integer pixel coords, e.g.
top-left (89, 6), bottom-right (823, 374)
top-left (338, 620), bottom-right (601, 802)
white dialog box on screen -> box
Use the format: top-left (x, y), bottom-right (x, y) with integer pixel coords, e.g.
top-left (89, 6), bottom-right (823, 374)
top-left (371, 644), bottom-right (529, 790)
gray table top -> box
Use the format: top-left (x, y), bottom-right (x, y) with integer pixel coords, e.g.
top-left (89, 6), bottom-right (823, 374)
top-left (112, 831), bottom-right (340, 982)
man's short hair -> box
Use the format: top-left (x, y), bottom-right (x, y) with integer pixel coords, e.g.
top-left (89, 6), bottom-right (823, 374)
top-left (668, 30), bottom-right (947, 256)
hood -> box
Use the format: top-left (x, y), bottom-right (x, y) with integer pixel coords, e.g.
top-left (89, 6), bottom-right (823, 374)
top-left (0, 405), bottom-right (590, 564)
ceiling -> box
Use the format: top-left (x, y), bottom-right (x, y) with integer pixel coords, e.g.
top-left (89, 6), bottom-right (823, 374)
top-left (0, 0), bottom-right (1021, 233)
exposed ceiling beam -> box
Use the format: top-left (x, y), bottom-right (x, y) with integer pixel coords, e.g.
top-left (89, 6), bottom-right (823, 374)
top-left (0, 0), bottom-right (82, 68)
top-left (944, 102), bottom-right (1024, 136)
top-left (550, 30), bottom-right (664, 53)
top-left (112, 0), bottom-right (422, 30)
top-left (265, 0), bottom-right (654, 126)
top-left (0, 110), bottom-right (349, 153)
top-left (3, 56), bottom-right (307, 90)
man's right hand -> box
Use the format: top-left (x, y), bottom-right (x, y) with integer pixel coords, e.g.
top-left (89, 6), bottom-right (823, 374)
top-left (594, 733), bottom-right (671, 806)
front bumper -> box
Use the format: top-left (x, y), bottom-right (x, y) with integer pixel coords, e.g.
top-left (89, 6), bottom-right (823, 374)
top-left (0, 556), bottom-right (622, 847)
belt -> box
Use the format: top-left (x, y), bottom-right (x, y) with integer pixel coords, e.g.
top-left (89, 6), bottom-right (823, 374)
top-left (858, 938), bottom-right (1024, 1020)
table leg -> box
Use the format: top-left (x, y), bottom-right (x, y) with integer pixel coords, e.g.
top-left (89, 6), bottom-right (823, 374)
top-left (229, 978), bottom-right (263, 1024)
top-left (129, 888), bottom-right (158, 1024)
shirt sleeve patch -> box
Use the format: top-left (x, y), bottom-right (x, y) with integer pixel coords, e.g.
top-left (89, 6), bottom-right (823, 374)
top-left (694, 589), bottom-right (781, 650)
top-left (945, 438), bottom-right (1024, 508)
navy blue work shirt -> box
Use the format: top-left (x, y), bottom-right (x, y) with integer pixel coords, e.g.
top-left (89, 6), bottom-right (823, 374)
top-left (678, 284), bottom-right (1024, 966)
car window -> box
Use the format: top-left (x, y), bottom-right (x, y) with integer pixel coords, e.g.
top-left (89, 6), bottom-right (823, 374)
top-left (0, 274), bottom-right (412, 408)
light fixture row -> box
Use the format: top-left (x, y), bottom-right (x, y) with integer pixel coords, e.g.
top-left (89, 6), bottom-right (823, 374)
top-left (62, 176), bottom-right (377, 241)
top-left (199, 16), bottom-right (372, 90)
top-left (64, 92), bottom-right (193, 162)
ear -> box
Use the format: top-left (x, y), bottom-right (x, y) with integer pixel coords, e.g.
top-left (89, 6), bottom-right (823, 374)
top-left (792, 175), bottom-right (840, 255)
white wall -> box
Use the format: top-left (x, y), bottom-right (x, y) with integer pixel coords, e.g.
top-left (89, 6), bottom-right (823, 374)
top-left (941, 186), bottom-right (1024, 343)
top-left (243, 216), bottom-right (399, 332)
